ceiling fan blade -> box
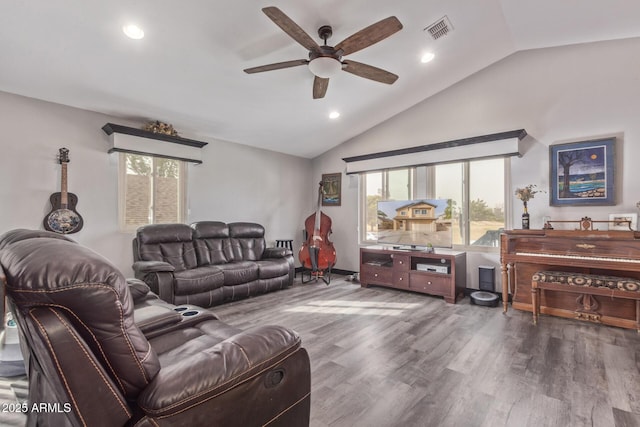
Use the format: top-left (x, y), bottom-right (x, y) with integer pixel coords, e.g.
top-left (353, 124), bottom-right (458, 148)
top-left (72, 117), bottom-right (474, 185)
top-left (262, 7), bottom-right (321, 52)
top-left (313, 76), bottom-right (329, 99)
top-left (244, 59), bottom-right (308, 74)
top-left (335, 16), bottom-right (403, 56)
top-left (342, 60), bottom-right (398, 84)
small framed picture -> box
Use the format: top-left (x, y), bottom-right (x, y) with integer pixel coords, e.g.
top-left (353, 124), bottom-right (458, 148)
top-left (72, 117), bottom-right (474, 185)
top-left (608, 213), bottom-right (637, 231)
top-left (321, 173), bottom-right (341, 206)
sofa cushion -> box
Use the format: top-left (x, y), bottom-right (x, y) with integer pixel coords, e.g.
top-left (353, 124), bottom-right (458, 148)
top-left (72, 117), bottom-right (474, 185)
top-left (256, 258), bottom-right (291, 279)
top-left (192, 221), bottom-right (236, 265)
top-left (173, 266), bottom-right (225, 296)
top-left (215, 261), bottom-right (259, 285)
top-left (192, 221), bottom-right (229, 240)
top-left (229, 223), bottom-right (266, 261)
top-left (136, 224), bottom-right (198, 272)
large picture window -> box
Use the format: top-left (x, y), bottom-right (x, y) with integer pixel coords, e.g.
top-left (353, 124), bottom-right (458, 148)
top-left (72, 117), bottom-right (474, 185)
top-left (361, 158), bottom-right (506, 248)
top-left (118, 153), bottom-right (186, 231)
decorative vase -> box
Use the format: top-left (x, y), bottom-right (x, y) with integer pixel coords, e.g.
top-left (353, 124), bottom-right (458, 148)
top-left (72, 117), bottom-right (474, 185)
top-left (522, 201), bottom-right (530, 229)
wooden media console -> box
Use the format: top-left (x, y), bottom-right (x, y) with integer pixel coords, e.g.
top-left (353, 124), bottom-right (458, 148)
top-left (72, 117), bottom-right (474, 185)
top-left (360, 246), bottom-right (467, 303)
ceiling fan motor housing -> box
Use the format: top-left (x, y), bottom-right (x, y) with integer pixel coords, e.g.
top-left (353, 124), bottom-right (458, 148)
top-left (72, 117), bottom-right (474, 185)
top-left (309, 46), bottom-right (341, 61)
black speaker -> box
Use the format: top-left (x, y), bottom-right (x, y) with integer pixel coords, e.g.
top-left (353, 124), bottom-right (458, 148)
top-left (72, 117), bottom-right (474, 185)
top-left (478, 266), bottom-right (495, 292)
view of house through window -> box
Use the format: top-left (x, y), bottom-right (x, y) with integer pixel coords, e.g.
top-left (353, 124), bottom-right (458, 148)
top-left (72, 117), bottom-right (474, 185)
top-left (363, 170), bottom-right (413, 241)
top-left (362, 158), bottom-right (505, 248)
top-left (119, 153), bottom-right (186, 231)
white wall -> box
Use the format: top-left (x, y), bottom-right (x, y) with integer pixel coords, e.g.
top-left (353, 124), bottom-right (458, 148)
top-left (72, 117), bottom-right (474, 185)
top-left (312, 37), bottom-right (640, 288)
top-left (0, 91), bottom-right (311, 276)
top-left (188, 137), bottom-right (313, 255)
top-left (0, 91), bottom-right (136, 274)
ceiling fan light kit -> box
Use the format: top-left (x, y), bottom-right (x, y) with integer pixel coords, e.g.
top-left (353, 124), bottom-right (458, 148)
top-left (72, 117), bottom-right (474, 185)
top-left (308, 57), bottom-right (342, 79)
top-left (243, 6), bottom-right (403, 99)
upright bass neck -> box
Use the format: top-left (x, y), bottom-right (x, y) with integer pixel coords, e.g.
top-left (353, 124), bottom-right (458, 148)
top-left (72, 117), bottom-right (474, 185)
top-left (312, 182), bottom-right (323, 242)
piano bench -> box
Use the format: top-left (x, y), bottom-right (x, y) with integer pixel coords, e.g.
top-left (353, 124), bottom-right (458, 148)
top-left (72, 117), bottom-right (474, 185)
top-left (531, 271), bottom-right (640, 331)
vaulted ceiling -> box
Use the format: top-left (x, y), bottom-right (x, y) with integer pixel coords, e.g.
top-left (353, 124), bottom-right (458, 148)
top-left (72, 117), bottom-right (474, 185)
top-left (1, 1), bottom-right (639, 158)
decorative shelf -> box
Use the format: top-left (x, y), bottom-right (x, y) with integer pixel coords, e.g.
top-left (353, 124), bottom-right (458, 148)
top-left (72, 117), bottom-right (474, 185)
top-left (102, 123), bottom-right (208, 148)
top-left (102, 123), bottom-right (207, 164)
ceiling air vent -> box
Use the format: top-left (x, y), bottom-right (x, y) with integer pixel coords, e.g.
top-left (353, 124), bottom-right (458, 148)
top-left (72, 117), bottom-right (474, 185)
top-left (424, 16), bottom-right (453, 40)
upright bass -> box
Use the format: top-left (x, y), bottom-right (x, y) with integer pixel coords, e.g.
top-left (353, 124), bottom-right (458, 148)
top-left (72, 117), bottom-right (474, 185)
top-left (299, 181), bottom-right (337, 283)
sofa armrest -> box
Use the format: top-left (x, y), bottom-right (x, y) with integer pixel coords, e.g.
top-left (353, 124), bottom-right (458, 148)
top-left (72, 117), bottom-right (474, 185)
top-left (132, 262), bottom-right (176, 304)
top-left (133, 260), bottom-right (176, 275)
top-left (137, 325), bottom-right (304, 418)
top-left (263, 247), bottom-right (292, 258)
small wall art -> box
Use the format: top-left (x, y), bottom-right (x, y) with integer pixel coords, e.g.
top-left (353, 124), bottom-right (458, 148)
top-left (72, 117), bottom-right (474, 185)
top-left (321, 173), bottom-right (341, 206)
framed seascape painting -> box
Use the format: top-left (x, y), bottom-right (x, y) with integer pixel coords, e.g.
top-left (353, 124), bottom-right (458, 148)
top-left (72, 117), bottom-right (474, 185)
top-left (321, 173), bottom-right (341, 206)
top-left (549, 137), bottom-right (615, 206)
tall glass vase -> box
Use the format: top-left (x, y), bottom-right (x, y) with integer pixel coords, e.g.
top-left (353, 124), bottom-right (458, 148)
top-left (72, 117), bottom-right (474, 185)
top-left (522, 201), bottom-right (530, 229)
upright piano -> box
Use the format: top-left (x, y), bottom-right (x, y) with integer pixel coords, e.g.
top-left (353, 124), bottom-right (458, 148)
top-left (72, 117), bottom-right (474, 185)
top-left (500, 227), bottom-right (640, 329)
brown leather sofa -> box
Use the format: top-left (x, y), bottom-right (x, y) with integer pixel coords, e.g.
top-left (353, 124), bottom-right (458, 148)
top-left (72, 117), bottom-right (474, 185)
top-left (0, 229), bottom-right (310, 427)
top-left (132, 221), bottom-right (294, 307)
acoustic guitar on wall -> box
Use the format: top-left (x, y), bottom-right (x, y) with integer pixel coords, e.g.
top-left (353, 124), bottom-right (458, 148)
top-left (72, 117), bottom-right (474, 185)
top-left (43, 148), bottom-right (83, 234)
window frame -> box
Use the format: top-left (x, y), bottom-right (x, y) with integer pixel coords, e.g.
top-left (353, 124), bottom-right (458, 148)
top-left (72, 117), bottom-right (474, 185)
top-left (118, 153), bottom-right (187, 232)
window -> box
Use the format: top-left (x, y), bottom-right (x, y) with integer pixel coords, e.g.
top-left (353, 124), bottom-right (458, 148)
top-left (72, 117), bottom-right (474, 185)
top-left (360, 158), bottom-right (506, 248)
top-left (468, 159), bottom-right (505, 246)
top-left (118, 153), bottom-right (186, 231)
top-left (434, 158), bottom-right (505, 247)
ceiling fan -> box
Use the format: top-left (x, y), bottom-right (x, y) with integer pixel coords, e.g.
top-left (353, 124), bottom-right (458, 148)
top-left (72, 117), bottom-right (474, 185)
top-left (244, 7), bottom-right (403, 99)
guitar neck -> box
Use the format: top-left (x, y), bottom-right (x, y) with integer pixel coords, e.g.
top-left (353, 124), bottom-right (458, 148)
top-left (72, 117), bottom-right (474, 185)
top-left (60, 163), bottom-right (68, 208)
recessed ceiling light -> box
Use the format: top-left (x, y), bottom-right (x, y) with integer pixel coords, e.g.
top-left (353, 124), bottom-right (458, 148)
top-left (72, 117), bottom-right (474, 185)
top-left (329, 111), bottom-right (340, 119)
top-left (421, 52), bottom-right (435, 63)
top-left (123, 24), bottom-right (144, 40)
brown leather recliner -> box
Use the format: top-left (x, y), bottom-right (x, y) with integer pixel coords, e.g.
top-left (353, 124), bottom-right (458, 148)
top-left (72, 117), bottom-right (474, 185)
top-left (0, 229), bottom-right (310, 427)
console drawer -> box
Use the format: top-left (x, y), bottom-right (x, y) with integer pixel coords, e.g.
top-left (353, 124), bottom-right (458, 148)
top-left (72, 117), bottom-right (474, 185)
top-left (409, 273), bottom-right (451, 296)
top-left (392, 254), bottom-right (410, 271)
top-left (393, 271), bottom-right (410, 289)
top-left (361, 267), bottom-right (393, 285)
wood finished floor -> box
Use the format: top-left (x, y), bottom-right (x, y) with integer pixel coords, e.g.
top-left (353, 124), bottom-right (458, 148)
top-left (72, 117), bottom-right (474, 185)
top-left (2, 276), bottom-right (640, 426)
top-left (215, 276), bottom-right (640, 427)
